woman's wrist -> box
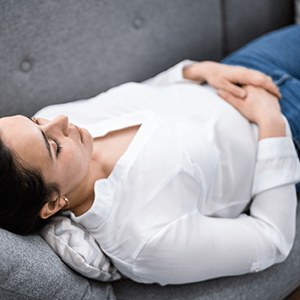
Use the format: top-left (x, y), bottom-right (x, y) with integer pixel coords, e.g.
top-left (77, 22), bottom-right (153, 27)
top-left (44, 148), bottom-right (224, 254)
top-left (258, 115), bottom-right (286, 140)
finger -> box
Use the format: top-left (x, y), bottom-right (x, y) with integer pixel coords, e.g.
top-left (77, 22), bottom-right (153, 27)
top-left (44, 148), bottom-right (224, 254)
top-left (240, 69), bottom-right (282, 98)
top-left (260, 76), bottom-right (282, 98)
top-left (247, 73), bottom-right (281, 97)
top-left (217, 89), bottom-right (243, 109)
top-left (221, 81), bottom-right (247, 98)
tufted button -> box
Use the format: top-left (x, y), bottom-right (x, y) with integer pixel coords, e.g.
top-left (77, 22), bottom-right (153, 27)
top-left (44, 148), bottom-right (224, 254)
top-left (20, 59), bottom-right (32, 72)
top-left (253, 267), bottom-right (259, 273)
top-left (132, 17), bottom-right (144, 29)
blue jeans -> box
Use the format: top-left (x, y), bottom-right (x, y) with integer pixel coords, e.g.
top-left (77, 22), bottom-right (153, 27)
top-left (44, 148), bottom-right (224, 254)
top-left (221, 24), bottom-right (300, 193)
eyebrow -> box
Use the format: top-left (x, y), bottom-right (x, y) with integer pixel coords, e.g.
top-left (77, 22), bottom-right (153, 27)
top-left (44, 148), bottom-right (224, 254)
top-left (27, 117), bottom-right (53, 160)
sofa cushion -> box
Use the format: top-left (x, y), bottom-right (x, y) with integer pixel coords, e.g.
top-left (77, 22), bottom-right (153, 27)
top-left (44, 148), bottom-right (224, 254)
top-left (0, 228), bottom-right (116, 300)
top-left (0, 0), bottom-right (222, 118)
top-left (296, 0), bottom-right (300, 24)
top-left (222, 0), bottom-right (294, 55)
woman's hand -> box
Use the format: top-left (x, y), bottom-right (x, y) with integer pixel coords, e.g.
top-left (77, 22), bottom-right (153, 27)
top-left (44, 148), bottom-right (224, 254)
top-left (218, 85), bottom-right (286, 140)
top-left (183, 61), bottom-right (281, 99)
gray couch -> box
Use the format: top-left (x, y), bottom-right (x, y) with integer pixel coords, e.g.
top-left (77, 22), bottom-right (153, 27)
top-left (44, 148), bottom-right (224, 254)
top-left (0, 0), bottom-right (298, 299)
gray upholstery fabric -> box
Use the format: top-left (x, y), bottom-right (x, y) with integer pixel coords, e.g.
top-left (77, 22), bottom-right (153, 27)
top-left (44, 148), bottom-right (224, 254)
top-left (0, 0), bottom-right (297, 299)
top-left (0, 0), bottom-right (222, 118)
top-left (0, 228), bottom-right (116, 300)
top-left (222, 0), bottom-right (295, 55)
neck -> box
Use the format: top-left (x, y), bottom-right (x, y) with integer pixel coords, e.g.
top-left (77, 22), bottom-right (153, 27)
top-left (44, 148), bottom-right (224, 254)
top-left (66, 154), bottom-right (107, 217)
top-left (65, 125), bottom-right (140, 216)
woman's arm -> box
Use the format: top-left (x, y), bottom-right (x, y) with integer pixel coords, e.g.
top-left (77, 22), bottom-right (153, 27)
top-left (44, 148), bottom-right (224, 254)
top-left (218, 84), bottom-right (285, 140)
top-left (143, 60), bottom-right (281, 99)
top-left (133, 140), bottom-right (300, 285)
top-left (183, 61), bottom-right (281, 99)
top-left (134, 183), bottom-right (299, 285)
top-left (218, 84), bottom-right (300, 256)
top-left (132, 85), bottom-right (300, 285)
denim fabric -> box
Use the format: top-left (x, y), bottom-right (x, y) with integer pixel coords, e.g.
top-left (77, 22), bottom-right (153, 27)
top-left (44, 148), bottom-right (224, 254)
top-left (222, 25), bottom-right (300, 192)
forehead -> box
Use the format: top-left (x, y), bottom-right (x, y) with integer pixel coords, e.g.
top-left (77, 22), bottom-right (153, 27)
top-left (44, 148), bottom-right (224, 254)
top-left (0, 115), bottom-right (36, 143)
top-left (0, 115), bottom-right (51, 170)
top-left (0, 116), bottom-right (35, 150)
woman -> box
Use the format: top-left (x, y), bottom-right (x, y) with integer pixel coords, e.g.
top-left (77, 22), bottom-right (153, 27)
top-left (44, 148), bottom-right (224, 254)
top-left (0, 25), bottom-right (300, 285)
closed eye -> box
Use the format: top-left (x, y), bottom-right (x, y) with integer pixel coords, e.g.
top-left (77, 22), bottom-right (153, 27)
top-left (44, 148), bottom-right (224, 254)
top-left (27, 116), bottom-right (62, 157)
top-left (53, 138), bottom-right (62, 155)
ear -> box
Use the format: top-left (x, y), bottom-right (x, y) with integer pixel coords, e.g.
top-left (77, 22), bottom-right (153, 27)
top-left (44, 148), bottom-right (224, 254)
top-left (39, 197), bottom-right (68, 219)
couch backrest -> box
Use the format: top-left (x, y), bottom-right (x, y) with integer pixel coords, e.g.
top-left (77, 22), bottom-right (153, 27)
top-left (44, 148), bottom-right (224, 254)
top-left (0, 0), bottom-right (293, 118)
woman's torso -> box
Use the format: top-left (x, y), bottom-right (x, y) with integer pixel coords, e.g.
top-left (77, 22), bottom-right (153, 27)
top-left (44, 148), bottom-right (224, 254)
top-left (35, 81), bottom-right (258, 280)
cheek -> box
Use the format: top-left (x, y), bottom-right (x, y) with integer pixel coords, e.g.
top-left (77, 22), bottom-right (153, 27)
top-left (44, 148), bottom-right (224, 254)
top-left (63, 145), bottom-right (90, 178)
top-left (58, 155), bottom-right (85, 194)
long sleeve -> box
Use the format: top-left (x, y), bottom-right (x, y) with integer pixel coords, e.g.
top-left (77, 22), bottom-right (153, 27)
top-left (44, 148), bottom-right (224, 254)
top-left (142, 59), bottom-right (198, 85)
top-left (131, 133), bottom-right (300, 285)
top-left (249, 135), bottom-right (300, 264)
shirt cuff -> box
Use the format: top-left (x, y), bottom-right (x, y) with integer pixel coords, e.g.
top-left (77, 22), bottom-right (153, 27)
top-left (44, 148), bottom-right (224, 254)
top-left (252, 137), bottom-right (300, 195)
top-left (142, 59), bottom-right (199, 85)
top-left (173, 59), bottom-right (199, 83)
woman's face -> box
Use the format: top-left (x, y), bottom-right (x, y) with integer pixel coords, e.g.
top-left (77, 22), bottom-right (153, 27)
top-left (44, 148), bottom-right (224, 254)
top-left (0, 115), bottom-right (93, 197)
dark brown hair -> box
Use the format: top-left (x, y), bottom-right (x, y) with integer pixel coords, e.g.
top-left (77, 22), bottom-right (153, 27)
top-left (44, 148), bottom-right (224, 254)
top-left (0, 138), bottom-right (60, 235)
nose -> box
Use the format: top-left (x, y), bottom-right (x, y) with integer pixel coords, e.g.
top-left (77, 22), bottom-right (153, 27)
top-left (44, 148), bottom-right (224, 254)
top-left (43, 115), bottom-right (69, 136)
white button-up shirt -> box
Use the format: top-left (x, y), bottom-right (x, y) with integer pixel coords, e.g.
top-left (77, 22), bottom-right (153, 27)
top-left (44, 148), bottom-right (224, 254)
top-left (35, 60), bottom-right (300, 285)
